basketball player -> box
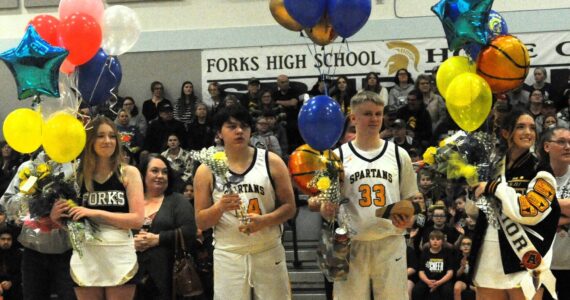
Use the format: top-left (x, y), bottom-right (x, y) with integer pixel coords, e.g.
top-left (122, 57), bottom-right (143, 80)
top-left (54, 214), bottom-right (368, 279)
top-left (322, 90), bottom-right (419, 299)
top-left (194, 105), bottom-right (296, 300)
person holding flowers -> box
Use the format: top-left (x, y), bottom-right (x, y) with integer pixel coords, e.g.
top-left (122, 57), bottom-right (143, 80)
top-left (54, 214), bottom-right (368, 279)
top-left (469, 109), bottom-right (560, 300)
top-left (1, 151), bottom-right (76, 300)
top-left (321, 90), bottom-right (419, 299)
top-left (51, 116), bottom-right (144, 300)
top-left (193, 105), bottom-right (296, 300)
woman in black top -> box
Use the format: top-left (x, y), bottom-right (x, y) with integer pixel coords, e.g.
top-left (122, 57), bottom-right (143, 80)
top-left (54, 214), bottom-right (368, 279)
top-left (51, 116), bottom-right (145, 299)
top-left (134, 154), bottom-right (196, 300)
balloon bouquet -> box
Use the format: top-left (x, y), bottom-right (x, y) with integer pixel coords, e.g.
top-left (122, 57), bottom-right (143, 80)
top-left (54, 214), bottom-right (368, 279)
top-left (0, 0), bottom-right (141, 163)
top-left (431, 0), bottom-right (530, 132)
top-left (271, 0), bottom-right (372, 281)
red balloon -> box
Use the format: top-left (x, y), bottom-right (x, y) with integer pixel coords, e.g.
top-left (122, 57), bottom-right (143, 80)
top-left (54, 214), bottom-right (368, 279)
top-left (60, 59), bottom-right (76, 74)
top-left (28, 15), bottom-right (61, 46)
top-left (59, 13), bottom-right (102, 66)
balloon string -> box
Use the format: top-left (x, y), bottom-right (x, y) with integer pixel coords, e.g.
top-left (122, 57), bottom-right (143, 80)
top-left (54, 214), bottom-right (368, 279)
top-left (86, 56), bottom-right (111, 105)
top-left (302, 33), bottom-right (323, 77)
top-left (106, 56), bottom-right (120, 116)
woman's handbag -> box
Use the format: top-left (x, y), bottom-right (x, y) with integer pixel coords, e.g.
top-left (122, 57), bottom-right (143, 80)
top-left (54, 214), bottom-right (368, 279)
top-left (173, 228), bottom-right (203, 298)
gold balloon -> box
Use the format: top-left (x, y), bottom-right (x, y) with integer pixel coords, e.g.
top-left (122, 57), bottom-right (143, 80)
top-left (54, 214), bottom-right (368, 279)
top-left (446, 73), bottom-right (492, 132)
top-left (42, 112), bottom-right (86, 163)
top-left (436, 56), bottom-right (476, 100)
top-left (305, 15), bottom-right (337, 46)
top-left (3, 108), bottom-right (43, 154)
top-left (270, 0), bottom-right (303, 32)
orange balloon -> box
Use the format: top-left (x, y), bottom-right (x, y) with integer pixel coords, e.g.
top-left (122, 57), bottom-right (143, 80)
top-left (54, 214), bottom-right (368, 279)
top-left (304, 15), bottom-right (337, 46)
top-left (477, 35), bottom-right (530, 93)
top-left (270, 0), bottom-right (302, 32)
top-left (288, 144), bottom-right (343, 196)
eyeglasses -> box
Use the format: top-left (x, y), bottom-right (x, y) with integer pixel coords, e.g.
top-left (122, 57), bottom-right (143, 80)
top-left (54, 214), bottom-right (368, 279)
top-left (433, 214), bottom-right (446, 218)
top-left (549, 139), bottom-right (570, 147)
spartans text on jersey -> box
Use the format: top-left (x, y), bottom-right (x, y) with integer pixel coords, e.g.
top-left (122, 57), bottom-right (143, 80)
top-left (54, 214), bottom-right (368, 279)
top-left (349, 169), bottom-right (394, 184)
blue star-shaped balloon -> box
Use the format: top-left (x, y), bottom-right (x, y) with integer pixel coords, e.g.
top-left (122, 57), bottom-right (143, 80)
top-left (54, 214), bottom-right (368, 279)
top-left (0, 25), bottom-right (68, 100)
top-left (431, 0), bottom-right (494, 51)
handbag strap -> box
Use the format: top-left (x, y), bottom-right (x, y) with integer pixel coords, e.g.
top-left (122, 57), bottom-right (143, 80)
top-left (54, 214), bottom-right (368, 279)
top-left (174, 228), bottom-right (187, 258)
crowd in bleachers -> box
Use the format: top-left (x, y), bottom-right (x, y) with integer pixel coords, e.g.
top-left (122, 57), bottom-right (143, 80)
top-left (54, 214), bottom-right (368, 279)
top-left (0, 66), bottom-right (568, 300)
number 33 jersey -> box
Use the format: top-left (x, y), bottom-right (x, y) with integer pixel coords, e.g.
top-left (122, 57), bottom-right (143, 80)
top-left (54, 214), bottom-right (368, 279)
top-left (212, 148), bottom-right (281, 253)
top-left (335, 141), bottom-right (418, 241)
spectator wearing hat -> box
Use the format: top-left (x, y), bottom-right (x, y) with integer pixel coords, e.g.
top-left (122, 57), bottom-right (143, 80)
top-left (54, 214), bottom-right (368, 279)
top-left (388, 119), bottom-right (419, 154)
top-left (240, 78), bottom-right (261, 109)
top-left (537, 99), bottom-right (568, 135)
top-left (380, 105), bottom-right (399, 140)
top-left (396, 89), bottom-right (434, 149)
top-left (143, 101), bottom-right (187, 154)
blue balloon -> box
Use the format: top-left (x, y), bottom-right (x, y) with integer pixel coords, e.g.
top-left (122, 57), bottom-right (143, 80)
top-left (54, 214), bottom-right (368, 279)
top-left (327, 0), bottom-right (372, 38)
top-left (462, 10), bottom-right (508, 61)
top-left (78, 49), bottom-right (122, 106)
top-left (463, 43), bottom-right (482, 61)
top-left (487, 10), bottom-right (508, 37)
top-left (284, 0), bottom-right (327, 28)
top-left (298, 95), bottom-right (344, 151)
top-left (431, 0), bottom-right (494, 51)
top-left (0, 25), bottom-right (68, 100)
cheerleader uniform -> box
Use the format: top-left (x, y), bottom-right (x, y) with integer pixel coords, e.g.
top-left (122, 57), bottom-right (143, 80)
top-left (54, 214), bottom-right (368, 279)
top-left (70, 173), bottom-right (138, 287)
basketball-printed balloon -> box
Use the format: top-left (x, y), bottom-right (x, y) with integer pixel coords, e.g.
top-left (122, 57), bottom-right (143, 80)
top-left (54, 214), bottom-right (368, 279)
top-left (476, 35), bottom-right (530, 93)
top-left (288, 144), bottom-right (343, 196)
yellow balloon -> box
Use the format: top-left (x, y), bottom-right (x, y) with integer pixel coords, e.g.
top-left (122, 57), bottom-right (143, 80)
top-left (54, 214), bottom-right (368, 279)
top-left (270, 0), bottom-right (303, 31)
top-left (3, 108), bottom-right (43, 153)
top-left (436, 56), bottom-right (477, 99)
top-left (446, 73), bottom-right (492, 132)
top-left (42, 112), bottom-right (86, 163)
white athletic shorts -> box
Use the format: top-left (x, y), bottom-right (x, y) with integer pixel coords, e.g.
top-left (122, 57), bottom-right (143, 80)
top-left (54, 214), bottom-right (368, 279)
top-left (213, 244), bottom-right (291, 300)
top-left (333, 235), bottom-right (408, 300)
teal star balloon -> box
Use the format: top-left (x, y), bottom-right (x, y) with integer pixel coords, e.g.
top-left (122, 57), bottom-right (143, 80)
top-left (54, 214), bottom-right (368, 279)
top-left (0, 25), bottom-right (68, 100)
top-left (431, 0), bottom-right (494, 51)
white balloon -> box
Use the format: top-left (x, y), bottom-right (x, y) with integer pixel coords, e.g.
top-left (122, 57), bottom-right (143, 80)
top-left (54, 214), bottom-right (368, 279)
top-left (102, 5), bottom-right (141, 56)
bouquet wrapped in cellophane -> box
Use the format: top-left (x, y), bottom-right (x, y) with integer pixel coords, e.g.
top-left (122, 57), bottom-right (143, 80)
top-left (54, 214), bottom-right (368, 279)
top-left (302, 151), bottom-right (355, 281)
top-left (14, 157), bottom-right (99, 257)
top-left (190, 147), bottom-right (250, 229)
top-left (422, 131), bottom-right (505, 227)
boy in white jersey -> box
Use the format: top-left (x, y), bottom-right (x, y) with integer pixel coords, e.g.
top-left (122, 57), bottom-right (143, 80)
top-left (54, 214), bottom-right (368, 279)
top-left (194, 105), bottom-right (296, 300)
top-left (322, 90), bottom-right (419, 299)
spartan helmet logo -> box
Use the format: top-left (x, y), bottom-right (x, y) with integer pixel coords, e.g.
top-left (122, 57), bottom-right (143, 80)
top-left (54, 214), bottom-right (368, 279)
top-left (385, 41), bottom-right (420, 75)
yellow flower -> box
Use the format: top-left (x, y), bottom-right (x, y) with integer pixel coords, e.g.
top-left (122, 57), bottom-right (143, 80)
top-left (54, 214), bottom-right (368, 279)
top-left (18, 167), bottom-right (31, 180)
top-left (460, 164), bottom-right (479, 186)
top-left (36, 163), bottom-right (51, 179)
top-left (422, 147), bottom-right (437, 165)
top-left (316, 176), bottom-right (331, 192)
top-left (212, 151), bottom-right (227, 161)
top-left (66, 199), bottom-right (78, 208)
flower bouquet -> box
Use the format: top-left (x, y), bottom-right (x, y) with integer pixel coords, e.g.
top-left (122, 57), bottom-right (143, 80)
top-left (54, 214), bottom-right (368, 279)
top-left (17, 157), bottom-right (99, 257)
top-left (190, 147), bottom-right (249, 229)
top-left (422, 131), bottom-right (505, 227)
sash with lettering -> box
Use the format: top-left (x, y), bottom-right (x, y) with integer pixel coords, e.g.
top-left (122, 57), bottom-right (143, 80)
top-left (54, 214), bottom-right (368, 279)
top-left (498, 214), bottom-right (556, 299)
top-left (488, 172), bottom-right (559, 300)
